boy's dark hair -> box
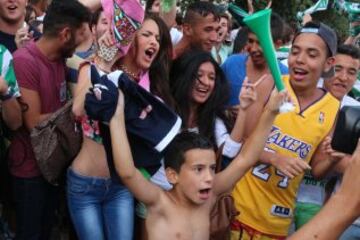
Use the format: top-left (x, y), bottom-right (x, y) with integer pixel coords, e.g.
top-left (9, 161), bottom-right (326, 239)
top-left (282, 22), bottom-right (294, 45)
top-left (337, 44), bottom-right (360, 60)
top-left (270, 12), bottom-right (285, 42)
top-left (183, 1), bottom-right (220, 24)
top-left (233, 26), bottom-right (249, 53)
top-left (42, 0), bottom-right (90, 37)
top-left (164, 132), bottom-right (214, 173)
top-left (175, 12), bottom-right (183, 26)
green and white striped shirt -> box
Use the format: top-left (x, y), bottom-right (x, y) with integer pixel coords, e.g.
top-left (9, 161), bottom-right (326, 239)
top-left (0, 44), bottom-right (20, 99)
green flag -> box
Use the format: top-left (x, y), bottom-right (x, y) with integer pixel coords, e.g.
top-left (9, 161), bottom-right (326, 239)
top-left (297, 0), bottom-right (329, 22)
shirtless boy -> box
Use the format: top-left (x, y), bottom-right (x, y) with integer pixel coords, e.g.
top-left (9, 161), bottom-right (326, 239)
top-left (108, 85), bottom-right (287, 239)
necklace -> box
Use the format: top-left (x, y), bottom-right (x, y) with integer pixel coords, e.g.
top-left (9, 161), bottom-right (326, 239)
top-left (118, 64), bottom-right (140, 82)
top-left (94, 56), bottom-right (111, 74)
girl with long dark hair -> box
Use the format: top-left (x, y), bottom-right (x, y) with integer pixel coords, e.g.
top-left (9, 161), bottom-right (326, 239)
top-left (171, 50), bottom-right (254, 158)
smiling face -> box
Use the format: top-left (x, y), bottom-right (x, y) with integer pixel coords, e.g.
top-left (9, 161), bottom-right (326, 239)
top-left (324, 53), bottom-right (360, 100)
top-left (217, 16), bottom-right (229, 44)
top-left (0, 0), bottom-right (27, 24)
top-left (131, 18), bottom-right (160, 71)
top-left (184, 14), bottom-right (219, 52)
top-left (288, 33), bottom-right (333, 92)
top-left (191, 61), bottom-right (216, 106)
top-left (92, 11), bottom-right (109, 41)
top-left (246, 32), bottom-right (266, 67)
top-left (175, 148), bottom-right (216, 205)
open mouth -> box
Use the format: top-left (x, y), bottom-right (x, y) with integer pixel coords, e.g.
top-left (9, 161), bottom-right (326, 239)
top-left (145, 48), bottom-right (156, 60)
top-left (199, 188), bottom-right (211, 200)
top-left (251, 53), bottom-right (263, 61)
top-left (7, 5), bottom-right (17, 11)
top-left (199, 188), bottom-right (211, 194)
top-left (333, 82), bottom-right (347, 90)
top-left (292, 67), bottom-right (308, 80)
top-left (196, 87), bottom-right (209, 94)
top-left (293, 67), bottom-right (308, 75)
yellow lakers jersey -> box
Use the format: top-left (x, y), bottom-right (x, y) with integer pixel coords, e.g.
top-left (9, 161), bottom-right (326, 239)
top-left (232, 76), bottom-right (340, 236)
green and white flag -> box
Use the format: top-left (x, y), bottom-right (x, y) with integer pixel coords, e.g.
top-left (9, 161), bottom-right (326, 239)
top-left (297, 0), bottom-right (329, 22)
top-left (304, 0), bottom-right (329, 14)
top-left (344, 1), bottom-right (360, 14)
top-left (0, 44), bottom-right (20, 99)
top-left (335, 1), bottom-right (360, 15)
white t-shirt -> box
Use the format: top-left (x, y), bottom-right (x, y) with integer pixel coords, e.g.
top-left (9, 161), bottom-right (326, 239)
top-left (170, 28), bottom-right (183, 46)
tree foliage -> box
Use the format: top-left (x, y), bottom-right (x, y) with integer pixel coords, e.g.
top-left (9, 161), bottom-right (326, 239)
top-left (178, 0), bottom-right (349, 41)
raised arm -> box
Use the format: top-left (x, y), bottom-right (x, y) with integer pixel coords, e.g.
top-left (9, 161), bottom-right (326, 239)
top-left (288, 140), bottom-right (360, 240)
top-left (229, 76), bottom-right (265, 144)
top-left (214, 90), bottom-right (286, 194)
top-left (217, 78), bottom-right (260, 159)
top-left (72, 64), bottom-right (92, 117)
top-left (109, 90), bottom-right (162, 206)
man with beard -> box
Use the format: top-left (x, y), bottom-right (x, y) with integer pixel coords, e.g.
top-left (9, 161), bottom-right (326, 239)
top-left (0, 0), bottom-right (27, 52)
top-left (173, 1), bottom-right (220, 59)
top-left (221, 12), bottom-right (288, 137)
top-left (8, 0), bottom-right (89, 239)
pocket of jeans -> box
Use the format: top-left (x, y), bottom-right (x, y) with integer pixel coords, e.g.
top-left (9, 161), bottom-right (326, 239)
top-left (67, 180), bottom-right (89, 196)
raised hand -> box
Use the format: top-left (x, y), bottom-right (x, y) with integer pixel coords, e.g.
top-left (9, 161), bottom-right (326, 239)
top-left (265, 89), bottom-right (292, 114)
top-left (98, 28), bottom-right (115, 47)
top-left (321, 136), bottom-right (347, 163)
top-left (15, 23), bottom-right (33, 49)
top-left (239, 77), bottom-right (257, 110)
top-left (239, 74), bottom-right (269, 110)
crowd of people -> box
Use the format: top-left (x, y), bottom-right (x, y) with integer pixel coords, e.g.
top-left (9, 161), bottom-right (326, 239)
top-left (1, 0), bottom-right (360, 239)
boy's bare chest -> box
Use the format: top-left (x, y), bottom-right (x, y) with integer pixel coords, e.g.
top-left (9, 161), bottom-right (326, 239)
top-left (147, 205), bottom-right (210, 240)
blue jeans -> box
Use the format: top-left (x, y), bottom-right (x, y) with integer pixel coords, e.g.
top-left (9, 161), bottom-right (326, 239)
top-left (13, 176), bottom-right (59, 240)
top-left (340, 224), bottom-right (360, 240)
top-left (66, 168), bottom-right (134, 240)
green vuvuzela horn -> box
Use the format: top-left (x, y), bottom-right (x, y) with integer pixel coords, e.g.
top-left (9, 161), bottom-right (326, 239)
top-left (244, 9), bottom-right (285, 91)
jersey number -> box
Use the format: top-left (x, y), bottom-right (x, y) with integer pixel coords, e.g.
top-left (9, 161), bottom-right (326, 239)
top-left (252, 164), bottom-right (289, 188)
